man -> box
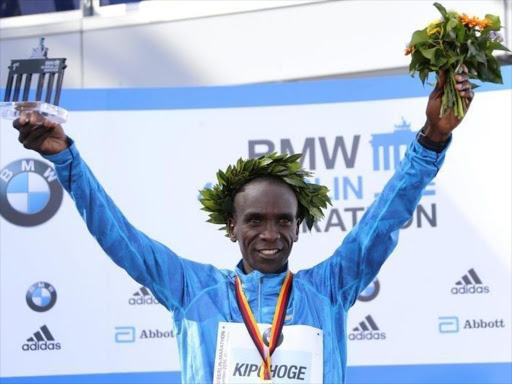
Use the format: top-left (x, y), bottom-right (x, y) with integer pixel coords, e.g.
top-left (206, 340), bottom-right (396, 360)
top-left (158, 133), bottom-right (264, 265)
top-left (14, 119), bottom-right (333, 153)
top-left (13, 70), bottom-right (473, 383)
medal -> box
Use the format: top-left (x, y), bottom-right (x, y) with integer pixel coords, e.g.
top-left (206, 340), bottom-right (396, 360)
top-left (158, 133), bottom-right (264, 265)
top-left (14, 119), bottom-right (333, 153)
top-left (234, 271), bottom-right (293, 383)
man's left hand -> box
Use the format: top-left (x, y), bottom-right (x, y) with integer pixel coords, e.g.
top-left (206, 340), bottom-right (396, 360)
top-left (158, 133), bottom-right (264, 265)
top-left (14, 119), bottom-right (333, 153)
top-left (424, 65), bottom-right (474, 142)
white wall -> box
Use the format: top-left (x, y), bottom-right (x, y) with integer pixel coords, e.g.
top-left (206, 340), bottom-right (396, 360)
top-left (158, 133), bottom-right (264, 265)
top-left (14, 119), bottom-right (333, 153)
top-left (0, 0), bottom-right (510, 88)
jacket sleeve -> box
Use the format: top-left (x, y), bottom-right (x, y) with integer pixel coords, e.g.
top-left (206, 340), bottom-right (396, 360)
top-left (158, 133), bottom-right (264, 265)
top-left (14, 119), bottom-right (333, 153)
top-left (296, 138), bottom-right (448, 308)
top-left (43, 139), bottom-right (219, 313)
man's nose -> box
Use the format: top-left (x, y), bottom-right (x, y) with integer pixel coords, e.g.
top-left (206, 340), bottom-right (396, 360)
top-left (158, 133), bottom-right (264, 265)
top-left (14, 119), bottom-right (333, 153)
top-left (259, 222), bottom-right (281, 241)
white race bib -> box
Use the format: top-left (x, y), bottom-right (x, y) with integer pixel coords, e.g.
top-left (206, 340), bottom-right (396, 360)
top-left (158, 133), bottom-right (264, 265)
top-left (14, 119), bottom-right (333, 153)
top-left (213, 322), bottom-right (323, 384)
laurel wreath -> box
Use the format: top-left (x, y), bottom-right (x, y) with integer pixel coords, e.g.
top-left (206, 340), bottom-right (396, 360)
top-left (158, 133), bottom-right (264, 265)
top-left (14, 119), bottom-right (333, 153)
top-left (199, 152), bottom-right (332, 235)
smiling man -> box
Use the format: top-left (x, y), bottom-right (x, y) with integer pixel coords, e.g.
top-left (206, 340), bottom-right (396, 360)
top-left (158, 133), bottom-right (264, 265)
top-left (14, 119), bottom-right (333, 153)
top-left (12, 70), bottom-right (473, 383)
top-left (228, 177), bottom-right (300, 274)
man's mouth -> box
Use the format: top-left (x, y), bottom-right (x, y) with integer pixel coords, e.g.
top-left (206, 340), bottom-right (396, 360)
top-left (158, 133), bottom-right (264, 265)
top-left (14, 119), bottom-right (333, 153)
top-left (258, 248), bottom-right (281, 257)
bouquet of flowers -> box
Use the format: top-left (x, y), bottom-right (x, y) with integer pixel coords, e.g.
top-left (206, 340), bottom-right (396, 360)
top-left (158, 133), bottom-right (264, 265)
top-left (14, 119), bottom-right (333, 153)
top-left (406, 2), bottom-right (510, 118)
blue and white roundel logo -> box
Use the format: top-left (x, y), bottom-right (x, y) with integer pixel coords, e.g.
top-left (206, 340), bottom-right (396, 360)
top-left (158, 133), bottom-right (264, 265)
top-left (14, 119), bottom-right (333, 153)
top-left (357, 278), bottom-right (380, 302)
top-left (0, 159), bottom-right (63, 226)
top-left (26, 282), bottom-right (57, 312)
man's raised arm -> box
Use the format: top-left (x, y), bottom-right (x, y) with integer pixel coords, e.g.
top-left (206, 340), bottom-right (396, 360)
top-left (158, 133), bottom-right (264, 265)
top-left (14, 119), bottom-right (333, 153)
top-left (297, 68), bottom-right (474, 307)
top-left (12, 113), bottom-right (217, 313)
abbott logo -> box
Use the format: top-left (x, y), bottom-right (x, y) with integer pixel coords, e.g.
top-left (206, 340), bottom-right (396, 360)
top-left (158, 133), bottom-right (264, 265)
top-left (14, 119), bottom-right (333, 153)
top-left (115, 326), bottom-right (135, 343)
top-left (451, 268), bottom-right (490, 295)
top-left (438, 316), bottom-right (459, 333)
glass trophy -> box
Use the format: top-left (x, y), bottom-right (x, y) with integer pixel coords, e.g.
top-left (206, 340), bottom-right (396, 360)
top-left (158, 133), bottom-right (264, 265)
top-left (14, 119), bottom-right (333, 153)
top-left (0, 38), bottom-right (68, 124)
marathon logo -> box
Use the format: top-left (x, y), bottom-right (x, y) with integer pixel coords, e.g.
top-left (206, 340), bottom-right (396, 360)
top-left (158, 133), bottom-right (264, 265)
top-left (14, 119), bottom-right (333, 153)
top-left (233, 363), bottom-right (307, 381)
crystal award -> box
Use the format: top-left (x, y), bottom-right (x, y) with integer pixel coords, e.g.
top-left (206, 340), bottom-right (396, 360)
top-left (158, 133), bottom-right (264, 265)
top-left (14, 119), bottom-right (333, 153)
top-left (1, 38), bottom-right (68, 123)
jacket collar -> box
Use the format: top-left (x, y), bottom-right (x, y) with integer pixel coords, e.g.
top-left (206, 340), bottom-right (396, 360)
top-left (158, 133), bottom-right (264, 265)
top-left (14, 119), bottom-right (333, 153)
top-left (234, 260), bottom-right (290, 296)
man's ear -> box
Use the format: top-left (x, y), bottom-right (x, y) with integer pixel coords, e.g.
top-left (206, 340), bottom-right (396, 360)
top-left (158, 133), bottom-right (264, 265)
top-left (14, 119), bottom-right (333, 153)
top-left (294, 219), bottom-right (300, 242)
top-left (228, 218), bottom-right (237, 242)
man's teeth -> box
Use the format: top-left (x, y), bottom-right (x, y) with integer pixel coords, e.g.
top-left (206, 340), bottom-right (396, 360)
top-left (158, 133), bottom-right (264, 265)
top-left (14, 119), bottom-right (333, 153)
top-left (260, 249), bottom-right (279, 255)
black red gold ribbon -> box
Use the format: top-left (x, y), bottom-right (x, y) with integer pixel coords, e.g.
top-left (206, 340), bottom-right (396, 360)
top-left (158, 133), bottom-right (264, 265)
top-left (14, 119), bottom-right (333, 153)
top-left (234, 271), bottom-right (293, 382)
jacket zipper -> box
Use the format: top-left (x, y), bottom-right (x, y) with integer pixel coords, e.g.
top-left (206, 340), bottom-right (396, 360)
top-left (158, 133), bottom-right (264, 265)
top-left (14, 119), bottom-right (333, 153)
top-left (258, 277), bottom-right (263, 323)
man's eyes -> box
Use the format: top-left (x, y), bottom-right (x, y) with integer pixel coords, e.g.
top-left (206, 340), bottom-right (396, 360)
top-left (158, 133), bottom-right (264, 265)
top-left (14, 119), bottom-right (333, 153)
top-left (245, 218), bottom-right (291, 225)
top-left (245, 216), bottom-right (262, 224)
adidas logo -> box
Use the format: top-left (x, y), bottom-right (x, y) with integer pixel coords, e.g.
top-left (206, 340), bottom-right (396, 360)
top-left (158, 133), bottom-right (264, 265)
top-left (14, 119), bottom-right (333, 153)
top-left (353, 315), bottom-right (380, 332)
top-left (129, 286), bottom-right (160, 305)
top-left (22, 325), bottom-right (61, 351)
top-left (456, 268), bottom-right (483, 285)
top-left (451, 268), bottom-right (490, 295)
top-left (348, 315), bottom-right (386, 341)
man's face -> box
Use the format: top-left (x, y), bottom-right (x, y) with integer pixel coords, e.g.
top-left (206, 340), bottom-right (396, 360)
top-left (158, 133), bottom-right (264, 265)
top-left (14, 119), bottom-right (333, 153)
top-left (228, 178), bottom-right (300, 274)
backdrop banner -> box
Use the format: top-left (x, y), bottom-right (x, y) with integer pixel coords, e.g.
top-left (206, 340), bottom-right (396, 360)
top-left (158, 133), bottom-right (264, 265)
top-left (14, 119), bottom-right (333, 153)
top-left (1, 71), bottom-right (511, 383)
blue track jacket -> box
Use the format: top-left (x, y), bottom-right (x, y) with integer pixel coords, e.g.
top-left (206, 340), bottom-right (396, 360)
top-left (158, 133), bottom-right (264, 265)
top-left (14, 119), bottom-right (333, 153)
top-left (44, 138), bottom-right (447, 384)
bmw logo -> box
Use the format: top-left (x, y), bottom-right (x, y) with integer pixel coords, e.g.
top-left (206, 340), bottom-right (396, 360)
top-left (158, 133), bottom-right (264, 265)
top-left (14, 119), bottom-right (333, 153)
top-left (357, 278), bottom-right (380, 302)
top-left (0, 159), bottom-right (63, 226)
top-left (26, 282), bottom-right (57, 312)
top-left (262, 327), bottom-right (284, 348)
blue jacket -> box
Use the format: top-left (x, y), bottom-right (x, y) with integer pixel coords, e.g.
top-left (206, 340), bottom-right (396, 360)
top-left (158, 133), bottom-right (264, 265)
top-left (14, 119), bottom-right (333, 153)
top-left (44, 138), bottom-right (447, 383)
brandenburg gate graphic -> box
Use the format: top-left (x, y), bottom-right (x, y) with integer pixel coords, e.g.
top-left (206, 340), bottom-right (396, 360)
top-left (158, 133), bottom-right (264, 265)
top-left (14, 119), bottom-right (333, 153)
top-left (370, 118), bottom-right (417, 171)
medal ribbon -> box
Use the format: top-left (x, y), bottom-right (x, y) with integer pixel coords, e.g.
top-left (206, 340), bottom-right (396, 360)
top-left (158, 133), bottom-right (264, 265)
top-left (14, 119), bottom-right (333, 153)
top-left (234, 271), bottom-right (293, 382)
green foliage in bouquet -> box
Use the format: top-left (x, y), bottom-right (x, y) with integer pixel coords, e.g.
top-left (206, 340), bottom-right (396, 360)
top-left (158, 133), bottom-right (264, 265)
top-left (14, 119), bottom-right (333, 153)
top-left (199, 153), bottom-right (331, 236)
top-left (406, 2), bottom-right (510, 118)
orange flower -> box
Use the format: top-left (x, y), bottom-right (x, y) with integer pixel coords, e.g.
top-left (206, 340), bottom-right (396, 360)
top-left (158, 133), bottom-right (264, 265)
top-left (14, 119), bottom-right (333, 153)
top-left (460, 13), bottom-right (478, 27)
top-left (477, 18), bottom-right (493, 29)
top-left (404, 45), bottom-right (415, 55)
top-left (460, 13), bottom-right (493, 29)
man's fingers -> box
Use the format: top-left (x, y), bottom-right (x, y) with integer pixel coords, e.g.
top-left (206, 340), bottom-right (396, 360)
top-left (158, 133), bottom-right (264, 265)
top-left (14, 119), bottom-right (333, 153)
top-left (455, 73), bottom-right (469, 82)
top-left (43, 119), bottom-right (55, 128)
top-left (19, 112), bottom-right (32, 125)
top-left (25, 125), bottom-right (51, 142)
top-left (18, 125), bottom-right (34, 143)
top-left (18, 124), bottom-right (48, 143)
top-left (13, 118), bottom-right (23, 130)
top-left (22, 112), bottom-right (45, 125)
top-left (461, 90), bottom-right (474, 101)
top-left (13, 113), bottom-right (33, 131)
top-left (453, 69), bottom-right (474, 102)
top-left (456, 81), bottom-right (471, 91)
top-left (435, 71), bottom-right (446, 91)
top-left (28, 129), bottom-right (54, 150)
top-left (16, 112), bottom-right (54, 142)
top-left (21, 126), bottom-right (52, 149)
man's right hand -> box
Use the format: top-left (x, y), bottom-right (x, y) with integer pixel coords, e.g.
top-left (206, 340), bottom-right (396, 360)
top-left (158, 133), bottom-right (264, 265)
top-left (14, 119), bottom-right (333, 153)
top-left (13, 112), bottom-right (69, 155)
